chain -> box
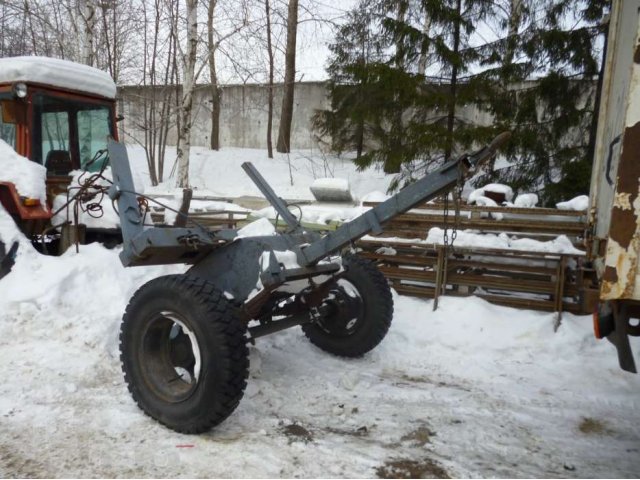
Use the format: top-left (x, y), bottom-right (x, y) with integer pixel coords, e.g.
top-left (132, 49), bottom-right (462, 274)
top-left (443, 191), bottom-right (449, 248)
top-left (451, 163), bottom-right (464, 248)
top-left (442, 164), bottom-right (464, 252)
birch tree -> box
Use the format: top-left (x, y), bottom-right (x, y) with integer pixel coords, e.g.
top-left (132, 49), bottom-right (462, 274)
top-left (276, 0), bottom-right (299, 153)
top-left (79, 0), bottom-right (96, 66)
top-left (265, 0), bottom-right (275, 158)
top-left (176, 0), bottom-right (198, 188)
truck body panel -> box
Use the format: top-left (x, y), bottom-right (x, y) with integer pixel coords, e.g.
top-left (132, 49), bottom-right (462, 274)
top-left (590, 0), bottom-right (640, 301)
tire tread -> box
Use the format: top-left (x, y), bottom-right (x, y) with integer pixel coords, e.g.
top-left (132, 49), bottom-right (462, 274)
top-left (120, 274), bottom-right (249, 434)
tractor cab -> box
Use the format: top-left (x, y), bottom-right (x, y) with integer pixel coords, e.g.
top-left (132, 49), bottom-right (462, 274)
top-left (0, 56), bottom-right (118, 227)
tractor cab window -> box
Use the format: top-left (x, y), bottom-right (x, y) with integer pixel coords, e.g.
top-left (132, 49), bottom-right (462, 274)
top-left (0, 101), bottom-right (17, 149)
top-left (33, 93), bottom-right (113, 175)
top-left (77, 108), bottom-right (110, 172)
top-left (41, 111), bottom-right (70, 165)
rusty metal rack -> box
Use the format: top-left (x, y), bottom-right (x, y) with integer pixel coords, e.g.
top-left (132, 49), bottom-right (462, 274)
top-left (362, 200), bottom-right (587, 245)
top-left (357, 200), bottom-right (592, 314)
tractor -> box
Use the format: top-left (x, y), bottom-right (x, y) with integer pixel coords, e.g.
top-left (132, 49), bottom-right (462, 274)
top-left (0, 55), bottom-right (119, 261)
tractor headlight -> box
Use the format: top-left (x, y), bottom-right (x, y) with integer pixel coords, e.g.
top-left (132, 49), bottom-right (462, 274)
top-left (12, 82), bottom-right (27, 99)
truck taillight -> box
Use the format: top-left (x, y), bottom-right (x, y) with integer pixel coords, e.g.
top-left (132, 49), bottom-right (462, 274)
top-left (593, 306), bottom-right (615, 339)
top-left (22, 197), bottom-right (40, 207)
top-left (593, 311), bottom-right (603, 339)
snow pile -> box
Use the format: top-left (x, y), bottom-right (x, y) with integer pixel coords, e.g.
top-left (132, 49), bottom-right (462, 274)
top-left (51, 168), bottom-right (120, 229)
top-left (156, 197), bottom-right (250, 225)
top-left (252, 250), bottom-right (302, 300)
top-left (0, 204), bottom-right (30, 248)
top-left (557, 195), bottom-right (589, 211)
top-left (260, 249), bottom-right (301, 271)
top-left (468, 183), bottom-right (514, 204)
top-left (482, 183), bottom-right (514, 201)
top-left (472, 195), bottom-right (499, 207)
top-left (254, 203), bottom-right (369, 227)
top-left (424, 227), bottom-right (584, 254)
top-left (0, 204), bottom-right (184, 360)
top-left (466, 193), bottom-right (504, 220)
top-left (186, 199), bottom-right (251, 214)
top-left (0, 56), bottom-right (117, 99)
top-left (161, 196), bottom-right (182, 225)
top-left (236, 217), bottom-right (277, 238)
top-left (310, 177), bottom-right (350, 192)
top-left (360, 191), bottom-right (390, 203)
top-left (0, 139), bottom-right (47, 206)
top-left (514, 193), bottom-right (539, 208)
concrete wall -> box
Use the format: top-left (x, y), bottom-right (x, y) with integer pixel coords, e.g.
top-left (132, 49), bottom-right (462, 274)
top-left (117, 81), bottom-right (330, 150)
top-left (116, 80), bottom-right (595, 151)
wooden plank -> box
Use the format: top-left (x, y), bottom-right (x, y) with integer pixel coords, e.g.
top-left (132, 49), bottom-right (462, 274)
top-left (362, 200), bottom-right (587, 217)
top-left (362, 252), bottom-right (560, 275)
top-left (392, 284), bottom-right (582, 313)
top-left (384, 216), bottom-right (586, 235)
top-left (378, 265), bottom-right (560, 295)
top-left (433, 247), bottom-right (445, 310)
top-left (358, 238), bottom-right (583, 258)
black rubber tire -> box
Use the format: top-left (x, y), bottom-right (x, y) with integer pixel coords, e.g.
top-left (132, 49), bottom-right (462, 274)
top-left (302, 254), bottom-right (393, 357)
top-left (120, 274), bottom-right (249, 434)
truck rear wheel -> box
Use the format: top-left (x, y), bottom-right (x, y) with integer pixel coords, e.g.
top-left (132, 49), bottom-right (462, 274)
top-left (302, 254), bottom-right (393, 357)
top-left (120, 274), bottom-right (249, 433)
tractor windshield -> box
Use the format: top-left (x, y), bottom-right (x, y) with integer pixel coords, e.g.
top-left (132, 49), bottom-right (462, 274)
top-left (32, 93), bottom-right (114, 175)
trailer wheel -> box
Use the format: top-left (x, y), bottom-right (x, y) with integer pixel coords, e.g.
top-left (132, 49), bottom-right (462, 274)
top-left (119, 274), bottom-right (249, 434)
top-left (302, 254), bottom-right (393, 357)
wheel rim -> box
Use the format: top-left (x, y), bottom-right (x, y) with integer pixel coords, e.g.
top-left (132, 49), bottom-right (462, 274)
top-left (317, 279), bottom-right (364, 337)
top-left (139, 310), bottom-right (202, 403)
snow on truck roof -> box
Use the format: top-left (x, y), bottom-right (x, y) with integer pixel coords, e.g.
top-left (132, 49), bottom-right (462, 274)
top-left (0, 56), bottom-right (116, 99)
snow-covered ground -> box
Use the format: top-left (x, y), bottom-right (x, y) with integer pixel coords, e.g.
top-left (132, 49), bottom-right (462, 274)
top-left (1, 242), bottom-right (639, 476)
top-left (1, 145), bottom-right (638, 477)
top-left (128, 145), bottom-right (394, 202)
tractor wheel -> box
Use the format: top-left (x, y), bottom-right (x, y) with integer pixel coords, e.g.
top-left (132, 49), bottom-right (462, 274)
top-left (119, 274), bottom-right (249, 434)
top-left (302, 254), bottom-right (393, 357)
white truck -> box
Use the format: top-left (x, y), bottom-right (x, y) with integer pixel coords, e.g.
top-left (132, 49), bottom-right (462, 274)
top-left (590, 0), bottom-right (640, 372)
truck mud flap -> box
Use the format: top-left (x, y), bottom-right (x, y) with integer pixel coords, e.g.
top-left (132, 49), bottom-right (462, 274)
top-left (596, 302), bottom-right (638, 373)
top-left (609, 303), bottom-right (638, 373)
top-left (0, 241), bottom-right (19, 281)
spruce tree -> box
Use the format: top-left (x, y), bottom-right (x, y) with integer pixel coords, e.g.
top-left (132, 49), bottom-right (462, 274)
top-left (463, 0), bottom-right (610, 204)
top-left (317, 0), bottom-right (610, 203)
top-left (312, 0), bottom-right (382, 162)
top-left (315, 0), bottom-right (497, 180)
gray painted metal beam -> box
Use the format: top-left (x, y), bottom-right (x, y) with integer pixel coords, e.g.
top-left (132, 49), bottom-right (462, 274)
top-left (298, 160), bottom-right (462, 266)
top-left (241, 162), bottom-right (302, 233)
top-left (297, 132), bottom-right (511, 266)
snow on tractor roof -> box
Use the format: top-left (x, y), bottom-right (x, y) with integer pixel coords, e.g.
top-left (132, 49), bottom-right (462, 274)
top-left (0, 56), bottom-right (116, 99)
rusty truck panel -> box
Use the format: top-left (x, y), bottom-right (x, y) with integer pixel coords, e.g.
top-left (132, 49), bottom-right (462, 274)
top-left (591, 0), bottom-right (640, 301)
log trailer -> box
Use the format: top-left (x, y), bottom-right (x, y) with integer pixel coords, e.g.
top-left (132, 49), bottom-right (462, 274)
top-left (106, 133), bottom-right (508, 433)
